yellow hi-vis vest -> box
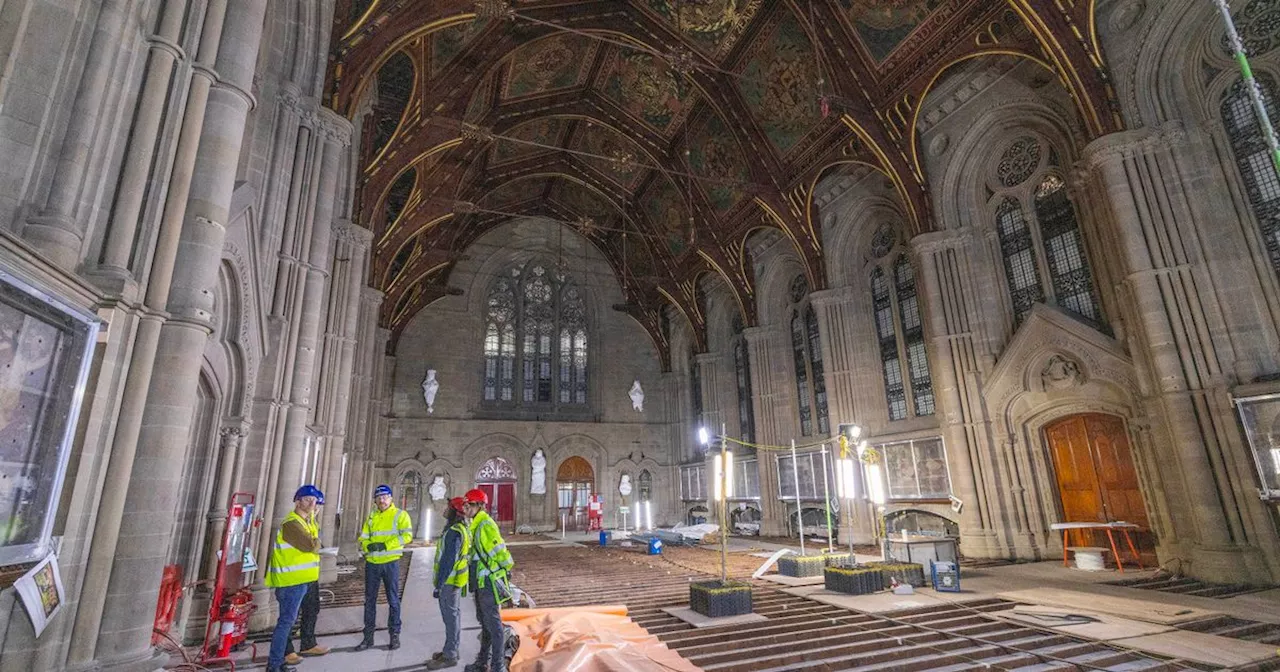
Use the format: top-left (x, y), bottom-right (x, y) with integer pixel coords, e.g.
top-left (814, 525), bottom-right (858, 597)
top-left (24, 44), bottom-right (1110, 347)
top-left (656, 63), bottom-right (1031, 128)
top-left (360, 504), bottom-right (413, 564)
top-left (433, 521), bottom-right (472, 589)
top-left (468, 511), bottom-right (513, 589)
top-left (265, 511), bottom-right (320, 588)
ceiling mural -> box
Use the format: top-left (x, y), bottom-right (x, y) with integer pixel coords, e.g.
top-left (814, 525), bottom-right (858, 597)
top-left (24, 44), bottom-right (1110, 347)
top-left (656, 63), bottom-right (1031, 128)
top-left (430, 19), bottom-right (487, 76)
top-left (597, 48), bottom-right (698, 136)
top-left (502, 34), bottom-right (599, 99)
top-left (328, 0), bottom-right (1123, 352)
top-left (685, 112), bottom-right (749, 213)
top-left (642, 0), bottom-right (762, 59)
top-left (641, 177), bottom-right (691, 257)
top-left (492, 117), bottom-right (571, 164)
top-left (840, 0), bottom-right (945, 62)
top-left (482, 177), bottom-right (548, 210)
top-left (572, 123), bottom-right (648, 190)
top-left (737, 10), bottom-right (824, 155)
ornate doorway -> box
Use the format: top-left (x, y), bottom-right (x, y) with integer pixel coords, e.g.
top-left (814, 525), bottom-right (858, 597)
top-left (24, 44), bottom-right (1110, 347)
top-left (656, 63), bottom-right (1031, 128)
top-left (1044, 413), bottom-right (1154, 559)
top-left (556, 456), bottom-right (594, 531)
top-left (398, 471), bottom-right (423, 540)
top-left (476, 457), bottom-right (517, 532)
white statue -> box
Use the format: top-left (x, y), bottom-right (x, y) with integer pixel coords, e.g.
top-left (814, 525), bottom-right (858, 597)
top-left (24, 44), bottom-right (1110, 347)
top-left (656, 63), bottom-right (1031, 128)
top-left (421, 369), bottom-right (439, 413)
top-left (428, 475), bottom-right (447, 501)
top-left (530, 449), bottom-right (546, 495)
top-left (628, 380), bottom-right (644, 412)
top-left (619, 473), bottom-right (632, 498)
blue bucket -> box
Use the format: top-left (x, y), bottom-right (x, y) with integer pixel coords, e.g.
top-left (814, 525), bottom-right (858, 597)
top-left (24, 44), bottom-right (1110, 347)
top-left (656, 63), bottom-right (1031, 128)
top-left (598, 530), bottom-right (612, 547)
top-left (647, 538), bottom-right (663, 555)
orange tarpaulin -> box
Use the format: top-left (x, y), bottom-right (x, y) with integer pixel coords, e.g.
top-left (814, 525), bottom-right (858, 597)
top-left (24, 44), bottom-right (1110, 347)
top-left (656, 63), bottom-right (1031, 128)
top-left (503, 606), bottom-right (702, 672)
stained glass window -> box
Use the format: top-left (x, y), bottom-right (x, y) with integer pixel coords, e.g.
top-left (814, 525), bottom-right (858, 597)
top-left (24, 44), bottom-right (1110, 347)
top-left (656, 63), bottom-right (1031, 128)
top-left (991, 137), bottom-right (1105, 331)
top-left (787, 275), bottom-right (828, 436)
top-left (872, 267), bottom-right (907, 420)
top-left (894, 257), bottom-right (935, 416)
top-left (690, 349), bottom-right (703, 427)
top-left (483, 261), bottom-right (587, 408)
top-left (1035, 176), bottom-right (1103, 325)
top-left (732, 317), bottom-right (755, 444)
top-left (871, 255), bottom-right (934, 422)
top-left (1222, 74), bottom-right (1280, 274)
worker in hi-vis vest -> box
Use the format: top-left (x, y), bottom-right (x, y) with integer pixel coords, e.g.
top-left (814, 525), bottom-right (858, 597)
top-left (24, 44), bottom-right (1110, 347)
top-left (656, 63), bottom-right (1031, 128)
top-left (426, 496), bottom-right (471, 670)
top-left (354, 484), bottom-right (413, 652)
top-left (462, 488), bottom-right (514, 672)
top-left (264, 485), bottom-right (323, 672)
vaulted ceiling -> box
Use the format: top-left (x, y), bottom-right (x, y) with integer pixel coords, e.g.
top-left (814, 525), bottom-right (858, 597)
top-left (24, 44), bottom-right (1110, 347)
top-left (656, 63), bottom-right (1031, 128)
top-left (325, 0), bottom-right (1120, 362)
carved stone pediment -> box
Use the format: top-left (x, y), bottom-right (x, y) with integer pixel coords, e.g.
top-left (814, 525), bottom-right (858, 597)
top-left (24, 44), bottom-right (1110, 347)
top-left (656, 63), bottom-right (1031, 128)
top-left (985, 304), bottom-right (1135, 416)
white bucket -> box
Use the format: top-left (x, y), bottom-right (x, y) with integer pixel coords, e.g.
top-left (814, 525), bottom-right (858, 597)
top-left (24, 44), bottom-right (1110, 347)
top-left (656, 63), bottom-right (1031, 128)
top-left (1073, 549), bottom-right (1107, 571)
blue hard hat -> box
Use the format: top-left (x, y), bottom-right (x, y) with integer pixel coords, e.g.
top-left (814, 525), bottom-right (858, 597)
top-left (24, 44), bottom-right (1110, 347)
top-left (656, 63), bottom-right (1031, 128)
top-left (295, 484), bottom-right (325, 504)
top-left (373, 484), bottom-right (393, 498)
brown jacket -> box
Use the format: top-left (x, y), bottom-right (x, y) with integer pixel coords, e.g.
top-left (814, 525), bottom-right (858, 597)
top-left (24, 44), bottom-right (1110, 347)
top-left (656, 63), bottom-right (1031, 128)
top-left (281, 512), bottom-right (321, 553)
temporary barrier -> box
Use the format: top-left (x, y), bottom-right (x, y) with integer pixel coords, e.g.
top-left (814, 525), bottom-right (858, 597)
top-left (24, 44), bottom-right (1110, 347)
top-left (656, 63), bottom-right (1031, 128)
top-left (503, 607), bottom-right (700, 672)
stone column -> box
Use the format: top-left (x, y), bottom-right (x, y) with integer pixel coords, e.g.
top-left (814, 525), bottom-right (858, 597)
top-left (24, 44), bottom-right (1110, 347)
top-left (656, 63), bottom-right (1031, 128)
top-left (694, 352), bottom-right (724, 433)
top-left (315, 208), bottom-right (368, 581)
top-left (1079, 124), bottom-right (1279, 582)
top-left (810, 287), bottom-right (876, 544)
top-left (91, 1), bottom-right (267, 666)
top-left (341, 287), bottom-right (384, 552)
top-left (65, 2), bottom-right (235, 668)
top-left (96, 0), bottom-right (188, 281)
top-left (23, 0), bottom-right (132, 269)
top-left (910, 230), bottom-right (1005, 559)
top-left (203, 427), bottom-right (245, 580)
top-left (744, 325), bottom-right (790, 536)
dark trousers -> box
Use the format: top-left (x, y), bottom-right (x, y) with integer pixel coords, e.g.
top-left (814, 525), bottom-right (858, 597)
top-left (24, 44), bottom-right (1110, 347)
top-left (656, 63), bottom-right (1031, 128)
top-left (474, 586), bottom-right (505, 672)
top-left (284, 581), bottom-right (320, 654)
top-left (363, 560), bottom-right (401, 637)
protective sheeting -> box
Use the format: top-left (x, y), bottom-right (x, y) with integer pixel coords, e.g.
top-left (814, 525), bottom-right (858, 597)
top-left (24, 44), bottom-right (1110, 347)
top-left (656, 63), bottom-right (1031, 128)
top-left (503, 606), bottom-right (702, 672)
top-left (670, 523), bottom-right (719, 543)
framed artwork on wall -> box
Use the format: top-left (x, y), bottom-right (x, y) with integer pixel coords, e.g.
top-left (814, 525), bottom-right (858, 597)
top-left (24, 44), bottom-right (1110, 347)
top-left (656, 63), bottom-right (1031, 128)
top-left (0, 268), bottom-right (99, 567)
top-left (1233, 392), bottom-right (1280, 500)
top-left (14, 552), bottom-right (65, 636)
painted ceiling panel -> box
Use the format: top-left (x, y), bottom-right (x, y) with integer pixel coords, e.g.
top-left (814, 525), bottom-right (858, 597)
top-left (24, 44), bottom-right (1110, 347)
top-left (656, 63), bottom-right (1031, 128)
top-left (502, 34), bottom-right (599, 99)
top-left (685, 112), bottom-right (749, 213)
top-left (430, 19), bottom-right (488, 76)
top-left (641, 0), bottom-right (762, 59)
top-left (737, 10), bottom-right (823, 156)
top-left (597, 48), bottom-right (699, 137)
top-left (492, 117), bottom-right (571, 164)
top-left (840, 0), bottom-right (945, 62)
top-left (571, 123), bottom-right (649, 190)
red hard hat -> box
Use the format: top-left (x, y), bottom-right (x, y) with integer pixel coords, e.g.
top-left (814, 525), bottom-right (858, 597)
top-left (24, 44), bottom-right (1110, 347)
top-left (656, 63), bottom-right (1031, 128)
top-left (449, 496), bottom-right (466, 513)
top-left (463, 488), bottom-right (489, 505)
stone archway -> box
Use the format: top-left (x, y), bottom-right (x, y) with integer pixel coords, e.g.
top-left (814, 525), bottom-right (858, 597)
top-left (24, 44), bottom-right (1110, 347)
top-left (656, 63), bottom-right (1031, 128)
top-left (556, 456), bottom-right (595, 531)
top-left (475, 456), bottom-right (518, 532)
top-left (397, 470), bottom-right (424, 540)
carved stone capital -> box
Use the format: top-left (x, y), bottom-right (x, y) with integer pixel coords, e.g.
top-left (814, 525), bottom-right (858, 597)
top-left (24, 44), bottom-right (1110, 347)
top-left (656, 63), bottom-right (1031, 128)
top-left (741, 324), bottom-right (780, 348)
top-left (362, 286), bottom-right (385, 305)
top-left (333, 219), bottom-right (373, 251)
top-left (317, 108), bottom-right (355, 147)
top-left (1077, 121), bottom-right (1190, 176)
top-left (909, 228), bottom-right (973, 256)
top-left (219, 426), bottom-right (244, 451)
top-left (809, 286), bottom-right (857, 309)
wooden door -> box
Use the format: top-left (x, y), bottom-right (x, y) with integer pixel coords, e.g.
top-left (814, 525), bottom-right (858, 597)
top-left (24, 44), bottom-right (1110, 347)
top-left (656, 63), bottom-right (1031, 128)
top-left (495, 483), bottom-right (516, 526)
top-left (1045, 414), bottom-right (1153, 555)
top-left (557, 456), bottom-right (595, 531)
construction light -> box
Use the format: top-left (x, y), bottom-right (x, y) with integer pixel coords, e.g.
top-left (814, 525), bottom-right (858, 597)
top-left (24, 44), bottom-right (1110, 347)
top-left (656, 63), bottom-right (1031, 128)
top-left (635, 502), bottom-right (642, 531)
top-left (712, 450), bottom-right (735, 501)
top-left (644, 500), bottom-right (653, 531)
top-left (865, 463), bottom-right (886, 505)
top-left (846, 424), bottom-right (862, 440)
top-left (698, 426), bottom-right (711, 446)
top-left (835, 457), bottom-right (858, 499)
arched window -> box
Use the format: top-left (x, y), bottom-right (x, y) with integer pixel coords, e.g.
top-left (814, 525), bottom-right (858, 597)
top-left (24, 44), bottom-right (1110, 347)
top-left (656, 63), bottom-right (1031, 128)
top-left (689, 347), bottom-right (703, 426)
top-left (871, 254), bottom-right (935, 421)
top-left (1222, 74), bottom-right (1280, 274)
top-left (482, 261), bottom-right (587, 407)
top-left (732, 316), bottom-right (755, 443)
top-left (637, 470), bottom-right (652, 501)
top-left (788, 275), bottom-right (829, 436)
top-left (991, 136), bottom-right (1104, 329)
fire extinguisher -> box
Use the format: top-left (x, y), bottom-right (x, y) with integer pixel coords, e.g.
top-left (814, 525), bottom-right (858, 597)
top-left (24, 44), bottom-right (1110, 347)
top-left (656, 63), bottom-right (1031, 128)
top-left (215, 603), bottom-right (235, 658)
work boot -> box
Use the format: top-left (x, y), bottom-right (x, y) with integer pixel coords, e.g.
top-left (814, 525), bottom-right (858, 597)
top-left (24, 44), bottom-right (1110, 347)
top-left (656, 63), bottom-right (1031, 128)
top-left (300, 644), bottom-right (329, 656)
top-left (463, 663), bottom-right (488, 672)
top-left (430, 651), bottom-right (446, 661)
top-left (353, 636), bottom-right (375, 652)
top-left (268, 666), bottom-right (297, 672)
top-left (284, 652), bottom-right (302, 665)
top-left (427, 656), bottom-right (459, 670)
top-left (389, 633), bottom-right (401, 650)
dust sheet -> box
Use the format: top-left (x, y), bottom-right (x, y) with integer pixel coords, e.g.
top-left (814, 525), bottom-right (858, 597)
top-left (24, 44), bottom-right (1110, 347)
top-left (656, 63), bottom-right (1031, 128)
top-left (503, 606), bottom-right (702, 672)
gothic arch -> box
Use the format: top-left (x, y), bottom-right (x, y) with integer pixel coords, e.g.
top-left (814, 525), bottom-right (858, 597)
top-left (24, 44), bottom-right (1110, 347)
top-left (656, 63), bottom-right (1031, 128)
top-left (752, 237), bottom-right (807, 327)
top-left (460, 433), bottom-right (529, 488)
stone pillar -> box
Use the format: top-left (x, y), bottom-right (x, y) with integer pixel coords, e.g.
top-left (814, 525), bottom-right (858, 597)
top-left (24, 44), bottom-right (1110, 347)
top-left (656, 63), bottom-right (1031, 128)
top-left (203, 427), bottom-right (245, 580)
top-left (96, 0), bottom-right (188, 281)
top-left (694, 352), bottom-right (724, 433)
top-left (65, 2), bottom-right (237, 668)
top-left (744, 325), bottom-right (790, 536)
top-left (1079, 124), bottom-right (1279, 582)
top-left (911, 230), bottom-right (1005, 559)
top-left (341, 287), bottom-right (384, 552)
top-left (810, 287), bottom-right (876, 544)
top-left (91, 1), bottom-right (267, 666)
top-left (23, 0), bottom-right (132, 269)
top-left (315, 210), bottom-right (368, 581)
